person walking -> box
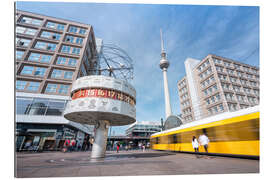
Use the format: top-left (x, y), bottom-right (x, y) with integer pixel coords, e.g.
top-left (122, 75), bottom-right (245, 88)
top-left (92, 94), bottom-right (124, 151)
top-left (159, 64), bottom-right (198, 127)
top-left (199, 130), bottom-right (210, 158)
top-left (116, 143), bottom-right (120, 153)
top-left (192, 136), bottom-right (199, 158)
top-left (71, 139), bottom-right (76, 152)
top-left (63, 138), bottom-right (70, 152)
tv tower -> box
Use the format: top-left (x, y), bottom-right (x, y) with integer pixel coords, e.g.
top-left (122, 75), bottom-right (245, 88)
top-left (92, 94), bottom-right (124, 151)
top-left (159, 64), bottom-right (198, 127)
top-left (159, 29), bottom-right (172, 119)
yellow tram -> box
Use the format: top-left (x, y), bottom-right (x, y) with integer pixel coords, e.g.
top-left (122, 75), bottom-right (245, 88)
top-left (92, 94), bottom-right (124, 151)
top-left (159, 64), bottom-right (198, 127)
top-left (150, 106), bottom-right (259, 158)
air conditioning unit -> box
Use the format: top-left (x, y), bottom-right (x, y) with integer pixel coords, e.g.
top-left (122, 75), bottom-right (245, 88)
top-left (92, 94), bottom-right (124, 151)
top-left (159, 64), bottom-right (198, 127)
top-left (66, 38), bottom-right (70, 42)
top-left (18, 41), bottom-right (24, 46)
top-left (52, 35), bottom-right (56, 39)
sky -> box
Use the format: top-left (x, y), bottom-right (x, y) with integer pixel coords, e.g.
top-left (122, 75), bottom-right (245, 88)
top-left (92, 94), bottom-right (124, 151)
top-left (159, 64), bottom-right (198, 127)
top-left (16, 1), bottom-right (260, 135)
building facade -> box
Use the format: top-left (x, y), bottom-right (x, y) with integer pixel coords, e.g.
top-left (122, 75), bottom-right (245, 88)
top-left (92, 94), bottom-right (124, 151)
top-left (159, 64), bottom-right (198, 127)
top-left (178, 54), bottom-right (259, 124)
top-left (15, 10), bottom-right (98, 151)
top-left (125, 121), bottom-right (162, 137)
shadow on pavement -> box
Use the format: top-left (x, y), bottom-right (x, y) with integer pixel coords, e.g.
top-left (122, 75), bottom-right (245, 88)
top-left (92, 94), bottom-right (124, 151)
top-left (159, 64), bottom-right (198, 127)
top-left (106, 152), bottom-right (176, 159)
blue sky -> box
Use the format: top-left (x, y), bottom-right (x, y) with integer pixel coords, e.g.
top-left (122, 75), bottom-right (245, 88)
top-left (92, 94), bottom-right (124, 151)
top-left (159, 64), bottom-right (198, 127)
top-left (16, 2), bottom-right (259, 135)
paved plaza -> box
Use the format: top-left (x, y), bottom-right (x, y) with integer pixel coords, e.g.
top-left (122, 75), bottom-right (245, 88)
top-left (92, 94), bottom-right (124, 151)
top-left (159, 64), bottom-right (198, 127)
top-left (15, 150), bottom-right (259, 178)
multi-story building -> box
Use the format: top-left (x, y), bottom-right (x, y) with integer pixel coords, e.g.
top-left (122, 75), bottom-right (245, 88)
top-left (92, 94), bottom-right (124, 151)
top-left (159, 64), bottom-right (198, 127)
top-left (178, 54), bottom-right (259, 124)
top-left (15, 10), bottom-right (99, 151)
top-left (125, 121), bottom-right (162, 137)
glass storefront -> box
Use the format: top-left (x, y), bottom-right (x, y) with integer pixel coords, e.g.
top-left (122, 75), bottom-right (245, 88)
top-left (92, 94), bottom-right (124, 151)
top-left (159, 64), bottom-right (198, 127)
top-left (16, 97), bottom-right (68, 116)
top-left (15, 123), bottom-right (91, 152)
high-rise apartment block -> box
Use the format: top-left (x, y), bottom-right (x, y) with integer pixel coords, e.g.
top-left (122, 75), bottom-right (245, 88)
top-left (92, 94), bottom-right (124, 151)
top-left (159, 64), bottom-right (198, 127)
top-left (178, 54), bottom-right (259, 124)
top-left (15, 10), bottom-right (98, 151)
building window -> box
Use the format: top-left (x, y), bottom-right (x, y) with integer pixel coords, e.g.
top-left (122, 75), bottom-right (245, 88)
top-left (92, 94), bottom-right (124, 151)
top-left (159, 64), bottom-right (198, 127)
top-left (61, 45), bottom-right (71, 53)
top-left (20, 66), bottom-right (47, 77)
top-left (76, 37), bottom-right (83, 44)
top-left (16, 80), bottom-right (27, 90)
top-left (211, 96), bottom-right (215, 103)
top-left (51, 69), bottom-right (63, 79)
top-left (208, 87), bottom-right (212, 94)
top-left (56, 57), bottom-right (67, 65)
top-left (219, 104), bottom-right (224, 111)
top-left (64, 71), bottom-right (73, 79)
top-left (65, 35), bottom-right (83, 45)
top-left (20, 16), bottom-right (42, 26)
top-left (56, 57), bottom-right (77, 67)
top-left (72, 47), bottom-right (81, 55)
top-left (65, 35), bottom-right (75, 43)
top-left (34, 41), bottom-right (57, 51)
top-left (28, 52), bottom-right (40, 62)
top-left (16, 97), bottom-right (67, 116)
top-left (27, 82), bottom-right (40, 92)
top-left (68, 58), bottom-right (77, 66)
top-left (16, 26), bottom-right (37, 36)
top-left (16, 50), bottom-right (24, 59)
top-left (34, 67), bottom-right (47, 76)
top-left (46, 99), bottom-right (67, 115)
top-left (215, 94), bottom-right (221, 101)
top-left (68, 26), bottom-right (78, 33)
top-left (58, 84), bottom-right (70, 94)
top-left (40, 31), bottom-right (61, 40)
top-left (16, 81), bottom-right (40, 92)
top-left (46, 21), bottom-right (65, 31)
top-left (45, 83), bottom-right (70, 95)
top-left (16, 38), bottom-right (31, 47)
top-left (28, 52), bottom-right (52, 63)
top-left (21, 66), bottom-right (34, 75)
top-left (79, 28), bottom-right (86, 34)
top-left (45, 83), bottom-right (58, 93)
top-left (228, 103), bottom-right (237, 111)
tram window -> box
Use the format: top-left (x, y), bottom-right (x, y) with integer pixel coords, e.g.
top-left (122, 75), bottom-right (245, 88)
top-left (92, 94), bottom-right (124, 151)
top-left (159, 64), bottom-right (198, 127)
top-left (168, 134), bottom-right (177, 144)
top-left (155, 137), bottom-right (159, 144)
top-left (173, 134), bottom-right (177, 143)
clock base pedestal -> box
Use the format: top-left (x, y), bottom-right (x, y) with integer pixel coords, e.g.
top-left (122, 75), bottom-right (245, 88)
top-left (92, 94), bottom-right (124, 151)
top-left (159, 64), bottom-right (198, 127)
top-left (91, 120), bottom-right (110, 159)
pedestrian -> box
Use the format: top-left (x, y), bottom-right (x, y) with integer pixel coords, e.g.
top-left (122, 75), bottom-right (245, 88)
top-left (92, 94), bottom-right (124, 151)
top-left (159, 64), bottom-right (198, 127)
top-left (71, 139), bottom-right (76, 152)
top-left (199, 130), bottom-right (210, 157)
top-left (138, 143), bottom-right (142, 150)
top-left (116, 143), bottom-right (120, 153)
top-left (77, 141), bottom-right (81, 151)
top-left (67, 138), bottom-right (72, 152)
top-left (192, 136), bottom-right (200, 158)
top-left (142, 144), bottom-right (145, 152)
top-left (125, 145), bottom-right (128, 151)
top-left (63, 138), bottom-right (70, 152)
